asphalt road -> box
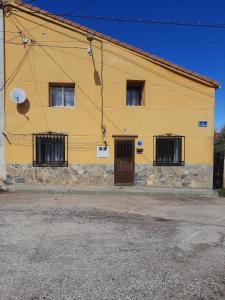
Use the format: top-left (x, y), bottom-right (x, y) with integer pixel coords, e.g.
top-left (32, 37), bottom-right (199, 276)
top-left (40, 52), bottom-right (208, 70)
top-left (0, 192), bottom-right (225, 299)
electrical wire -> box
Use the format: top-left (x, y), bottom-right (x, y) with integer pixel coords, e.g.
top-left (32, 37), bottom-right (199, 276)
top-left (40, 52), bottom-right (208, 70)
top-left (7, 14), bottom-right (23, 35)
top-left (1, 46), bottom-right (32, 90)
top-left (34, 40), bottom-right (215, 107)
top-left (4, 14), bottom-right (221, 102)
top-left (32, 40), bottom-right (83, 43)
top-left (10, 13), bottom-right (36, 41)
top-left (9, 5), bottom-right (225, 29)
top-left (63, 0), bottom-right (98, 14)
top-left (26, 0), bottom-right (37, 4)
top-left (7, 36), bottom-right (215, 101)
top-left (16, 0), bottom-right (37, 7)
top-left (7, 0), bottom-right (98, 39)
top-left (24, 39), bottom-right (225, 45)
top-left (27, 47), bottom-right (49, 129)
top-left (53, 15), bottom-right (225, 29)
top-left (6, 39), bottom-right (225, 46)
top-left (100, 41), bottom-right (104, 141)
top-left (5, 14), bottom-right (220, 91)
top-left (30, 41), bottom-right (124, 134)
top-left (6, 41), bottom-right (87, 49)
top-left (0, 30), bottom-right (20, 33)
top-left (7, 37), bottom-right (214, 102)
top-left (5, 14), bottom-right (216, 111)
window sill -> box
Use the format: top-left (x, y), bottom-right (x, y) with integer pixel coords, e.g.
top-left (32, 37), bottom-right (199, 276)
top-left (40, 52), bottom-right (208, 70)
top-left (126, 105), bottom-right (144, 108)
top-left (153, 162), bottom-right (185, 167)
top-left (33, 162), bottom-right (68, 167)
top-left (50, 106), bottom-right (75, 109)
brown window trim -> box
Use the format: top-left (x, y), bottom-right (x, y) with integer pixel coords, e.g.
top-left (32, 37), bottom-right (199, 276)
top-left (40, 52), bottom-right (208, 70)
top-left (126, 80), bottom-right (145, 106)
top-left (112, 135), bottom-right (138, 139)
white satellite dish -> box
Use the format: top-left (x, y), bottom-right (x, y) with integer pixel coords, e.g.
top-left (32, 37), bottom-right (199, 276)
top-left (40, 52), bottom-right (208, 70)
top-left (10, 88), bottom-right (26, 104)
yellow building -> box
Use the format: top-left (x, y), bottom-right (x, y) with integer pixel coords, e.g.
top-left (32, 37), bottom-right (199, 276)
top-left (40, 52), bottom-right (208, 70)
top-left (3, 0), bottom-right (220, 188)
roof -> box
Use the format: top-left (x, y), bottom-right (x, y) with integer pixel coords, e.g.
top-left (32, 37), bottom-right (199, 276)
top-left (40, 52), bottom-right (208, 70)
top-left (6, 0), bottom-right (220, 89)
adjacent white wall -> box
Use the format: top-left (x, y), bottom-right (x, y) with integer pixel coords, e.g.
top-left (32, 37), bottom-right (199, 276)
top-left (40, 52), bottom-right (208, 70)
top-left (0, 7), bottom-right (5, 179)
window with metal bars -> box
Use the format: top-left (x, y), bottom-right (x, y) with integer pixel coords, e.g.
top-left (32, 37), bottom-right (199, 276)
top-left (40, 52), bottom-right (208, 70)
top-left (153, 135), bottom-right (185, 166)
top-left (33, 132), bottom-right (68, 167)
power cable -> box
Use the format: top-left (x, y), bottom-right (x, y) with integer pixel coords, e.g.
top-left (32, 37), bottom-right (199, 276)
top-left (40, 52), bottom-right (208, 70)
top-left (10, 5), bottom-right (225, 30)
top-left (6, 15), bottom-right (216, 100)
top-left (1, 46), bottom-right (32, 90)
top-left (6, 39), bottom-right (225, 46)
top-left (6, 41), bottom-right (87, 49)
top-left (16, 0), bottom-right (37, 7)
top-left (0, 30), bottom-right (20, 33)
top-left (64, 0), bottom-right (98, 14)
top-left (26, 46), bottom-right (49, 129)
top-left (17, 38), bottom-right (215, 100)
top-left (8, 14), bottom-right (22, 34)
top-left (51, 14), bottom-right (225, 29)
top-left (7, 0), bottom-right (225, 30)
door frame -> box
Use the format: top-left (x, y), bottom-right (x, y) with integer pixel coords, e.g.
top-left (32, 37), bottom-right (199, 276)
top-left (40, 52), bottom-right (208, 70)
top-left (113, 136), bottom-right (136, 186)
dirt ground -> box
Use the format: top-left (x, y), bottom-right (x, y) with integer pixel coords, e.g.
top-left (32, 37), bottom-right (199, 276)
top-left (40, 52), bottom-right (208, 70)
top-left (0, 191), bottom-right (225, 299)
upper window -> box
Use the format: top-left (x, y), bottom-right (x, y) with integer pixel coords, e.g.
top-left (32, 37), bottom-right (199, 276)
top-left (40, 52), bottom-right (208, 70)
top-left (154, 136), bottom-right (185, 166)
top-left (126, 80), bottom-right (145, 106)
top-left (33, 132), bottom-right (68, 167)
top-left (49, 83), bottom-right (75, 107)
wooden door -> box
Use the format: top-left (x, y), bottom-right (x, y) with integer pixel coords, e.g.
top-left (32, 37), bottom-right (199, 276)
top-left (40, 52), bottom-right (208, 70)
top-left (114, 139), bottom-right (135, 185)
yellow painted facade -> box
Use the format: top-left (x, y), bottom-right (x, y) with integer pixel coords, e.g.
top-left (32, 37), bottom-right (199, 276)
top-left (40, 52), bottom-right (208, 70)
top-left (4, 2), bottom-right (217, 171)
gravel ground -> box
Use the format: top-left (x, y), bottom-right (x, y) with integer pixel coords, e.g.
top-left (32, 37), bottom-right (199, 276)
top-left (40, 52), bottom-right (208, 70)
top-left (0, 192), bottom-right (225, 299)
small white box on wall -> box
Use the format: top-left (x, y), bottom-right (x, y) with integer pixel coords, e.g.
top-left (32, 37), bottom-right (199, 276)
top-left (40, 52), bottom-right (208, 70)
top-left (96, 146), bottom-right (109, 158)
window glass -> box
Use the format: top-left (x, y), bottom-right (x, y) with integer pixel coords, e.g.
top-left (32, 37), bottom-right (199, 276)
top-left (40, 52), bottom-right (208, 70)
top-left (126, 88), bottom-right (141, 106)
top-left (155, 136), bottom-right (183, 166)
top-left (64, 87), bottom-right (74, 106)
top-left (51, 86), bottom-right (63, 106)
top-left (34, 133), bottom-right (67, 167)
top-left (126, 81), bottom-right (144, 106)
top-left (50, 85), bottom-right (75, 107)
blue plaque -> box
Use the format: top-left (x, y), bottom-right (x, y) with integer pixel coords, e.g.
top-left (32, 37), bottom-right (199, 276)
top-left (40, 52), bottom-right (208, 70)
top-left (198, 121), bottom-right (208, 128)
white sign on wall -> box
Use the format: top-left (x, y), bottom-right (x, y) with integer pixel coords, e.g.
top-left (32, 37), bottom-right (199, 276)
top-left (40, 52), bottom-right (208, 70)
top-left (96, 146), bottom-right (109, 158)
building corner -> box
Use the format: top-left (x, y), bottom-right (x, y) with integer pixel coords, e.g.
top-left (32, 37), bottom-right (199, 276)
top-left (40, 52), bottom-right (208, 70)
top-left (0, 5), bottom-right (6, 189)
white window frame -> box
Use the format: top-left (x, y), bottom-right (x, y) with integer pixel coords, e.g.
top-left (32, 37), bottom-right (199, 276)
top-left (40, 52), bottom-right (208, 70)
top-left (50, 84), bottom-right (75, 107)
top-left (96, 145), bottom-right (109, 158)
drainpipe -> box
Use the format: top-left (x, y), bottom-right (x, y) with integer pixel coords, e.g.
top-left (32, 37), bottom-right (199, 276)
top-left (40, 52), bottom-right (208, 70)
top-left (0, 0), bottom-right (6, 181)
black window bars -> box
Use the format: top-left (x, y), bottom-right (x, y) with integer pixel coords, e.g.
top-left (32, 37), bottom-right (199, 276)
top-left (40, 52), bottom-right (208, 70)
top-left (153, 135), bottom-right (185, 166)
top-left (33, 132), bottom-right (68, 167)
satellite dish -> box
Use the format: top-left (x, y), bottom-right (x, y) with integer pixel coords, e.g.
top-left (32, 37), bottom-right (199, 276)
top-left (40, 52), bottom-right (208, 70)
top-left (10, 88), bottom-right (26, 104)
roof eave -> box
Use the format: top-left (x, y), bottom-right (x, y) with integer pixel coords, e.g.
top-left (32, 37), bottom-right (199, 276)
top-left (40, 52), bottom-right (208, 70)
top-left (7, 0), bottom-right (220, 89)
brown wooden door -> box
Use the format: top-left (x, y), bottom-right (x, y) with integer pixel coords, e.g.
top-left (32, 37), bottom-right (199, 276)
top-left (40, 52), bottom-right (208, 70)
top-left (114, 139), bottom-right (135, 185)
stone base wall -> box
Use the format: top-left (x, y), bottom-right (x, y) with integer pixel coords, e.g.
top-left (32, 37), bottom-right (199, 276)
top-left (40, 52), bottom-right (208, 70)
top-left (6, 163), bottom-right (213, 188)
top-left (0, 177), bottom-right (7, 191)
top-left (135, 164), bottom-right (213, 189)
top-left (6, 164), bottom-right (114, 186)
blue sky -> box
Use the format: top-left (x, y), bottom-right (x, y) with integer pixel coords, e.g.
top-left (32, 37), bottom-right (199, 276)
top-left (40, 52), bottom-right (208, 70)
top-left (26, 0), bottom-right (225, 131)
